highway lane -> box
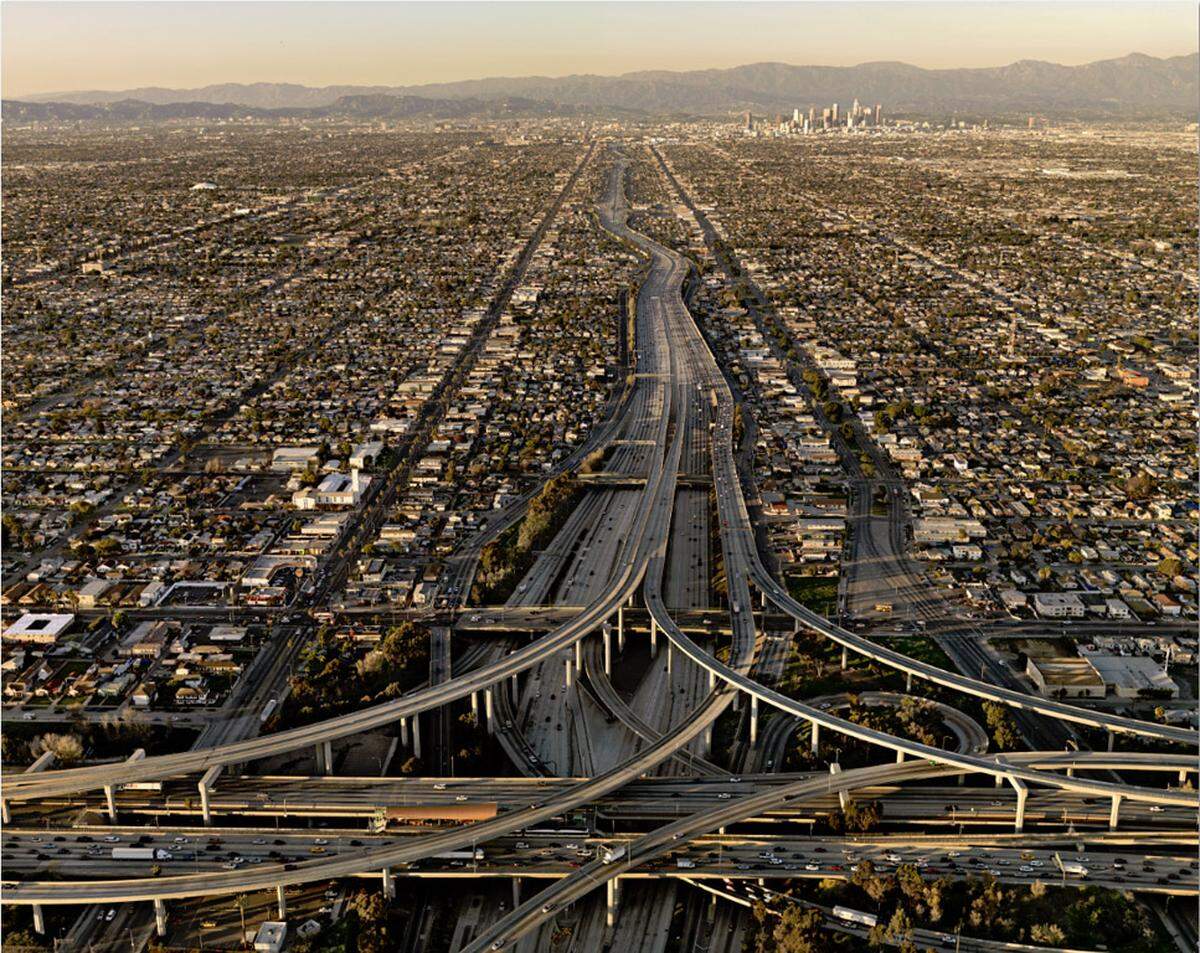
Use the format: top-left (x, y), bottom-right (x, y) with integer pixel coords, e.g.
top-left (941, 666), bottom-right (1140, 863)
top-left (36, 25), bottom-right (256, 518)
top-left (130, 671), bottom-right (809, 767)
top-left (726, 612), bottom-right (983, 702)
top-left (25, 758), bottom-right (1196, 829)
top-left (10, 825), bottom-right (1193, 893)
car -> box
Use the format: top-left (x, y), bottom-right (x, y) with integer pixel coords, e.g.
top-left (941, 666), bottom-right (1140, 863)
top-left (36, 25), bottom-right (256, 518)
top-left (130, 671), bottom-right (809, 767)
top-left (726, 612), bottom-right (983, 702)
top-left (103, 836), bottom-right (121, 843)
top-left (106, 910), bottom-right (116, 922)
top-left (1149, 805), bottom-right (1165, 813)
top-left (314, 838), bottom-right (329, 845)
top-left (173, 836), bottom-right (189, 844)
top-left (433, 783), bottom-right (447, 790)
top-left (541, 904), bottom-right (556, 914)
top-left (252, 838), bottom-right (267, 845)
top-left (717, 793), bottom-right (731, 800)
top-left (455, 795), bottom-right (469, 802)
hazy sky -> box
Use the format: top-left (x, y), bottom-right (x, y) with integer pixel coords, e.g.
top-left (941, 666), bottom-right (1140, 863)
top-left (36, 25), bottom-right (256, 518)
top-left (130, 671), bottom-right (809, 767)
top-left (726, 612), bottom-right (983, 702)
top-left (3, 1), bottom-right (1196, 97)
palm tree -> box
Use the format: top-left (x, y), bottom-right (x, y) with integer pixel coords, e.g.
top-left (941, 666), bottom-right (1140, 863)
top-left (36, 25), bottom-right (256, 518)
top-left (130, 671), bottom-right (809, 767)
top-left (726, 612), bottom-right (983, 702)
top-left (234, 894), bottom-right (249, 948)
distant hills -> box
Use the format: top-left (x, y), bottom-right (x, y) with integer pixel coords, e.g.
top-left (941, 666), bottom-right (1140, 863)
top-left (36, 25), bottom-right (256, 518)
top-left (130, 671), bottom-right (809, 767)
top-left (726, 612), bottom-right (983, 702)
top-left (7, 52), bottom-right (1197, 121)
top-left (2, 94), bottom-right (585, 123)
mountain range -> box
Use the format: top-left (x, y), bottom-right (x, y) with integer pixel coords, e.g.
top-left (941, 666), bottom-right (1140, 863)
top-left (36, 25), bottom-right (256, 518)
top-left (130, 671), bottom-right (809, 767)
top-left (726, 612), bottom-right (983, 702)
top-left (8, 52), bottom-right (1197, 121)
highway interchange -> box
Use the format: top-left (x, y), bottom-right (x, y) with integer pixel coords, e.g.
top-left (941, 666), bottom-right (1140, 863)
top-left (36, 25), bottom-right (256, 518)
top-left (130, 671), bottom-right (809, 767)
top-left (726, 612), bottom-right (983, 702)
top-left (3, 145), bottom-right (1196, 952)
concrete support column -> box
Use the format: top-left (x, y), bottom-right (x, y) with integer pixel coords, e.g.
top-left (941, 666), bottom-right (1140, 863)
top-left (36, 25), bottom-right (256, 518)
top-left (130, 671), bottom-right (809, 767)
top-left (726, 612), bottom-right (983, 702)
top-left (511, 673), bottom-right (519, 700)
top-left (618, 606), bottom-right (626, 648)
top-left (649, 615), bottom-right (657, 658)
top-left (829, 763), bottom-right (849, 810)
top-left (761, 590), bottom-right (767, 609)
top-left (1106, 731), bottom-right (1115, 752)
top-left (565, 658), bottom-right (574, 688)
top-left (276, 884), bottom-right (287, 919)
top-left (104, 784), bottom-right (117, 822)
top-left (154, 899), bottom-right (168, 937)
top-left (512, 877), bottom-right (521, 909)
top-left (895, 750), bottom-right (905, 763)
top-left (905, 672), bottom-right (913, 692)
top-left (810, 720), bottom-right (820, 755)
top-left (199, 765), bottom-right (223, 826)
top-left (321, 740), bottom-right (334, 776)
top-left (1180, 769), bottom-right (1189, 784)
top-left (485, 688), bottom-right (495, 735)
top-left (707, 669), bottom-right (716, 691)
top-left (606, 877), bottom-right (620, 929)
top-left (840, 647), bottom-right (848, 671)
top-left (1109, 794), bottom-right (1123, 831)
top-left (1066, 767), bottom-right (1074, 778)
top-left (702, 724), bottom-right (713, 757)
top-left (749, 696), bottom-right (759, 747)
top-left (666, 642), bottom-right (673, 675)
top-left (400, 716), bottom-right (410, 747)
top-left (470, 693), bottom-right (479, 722)
top-left (32, 905), bottom-right (45, 935)
top-left (382, 866), bottom-right (396, 899)
top-left (1013, 781), bottom-right (1028, 833)
top-left (603, 626), bottom-right (612, 675)
top-left (574, 640), bottom-right (583, 671)
top-left (412, 716), bottom-right (422, 760)
top-left (1, 800), bottom-right (9, 825)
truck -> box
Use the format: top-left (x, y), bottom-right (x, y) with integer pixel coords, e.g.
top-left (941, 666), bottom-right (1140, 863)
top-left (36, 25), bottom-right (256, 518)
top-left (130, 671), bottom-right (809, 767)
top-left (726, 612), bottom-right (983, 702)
top-left (600, 846), bottom-right (627, 865)
top-left (833, 906), bottom-right (878, 928)
top-left (433, 850), bottom-right (484, 862)
top-left (112, 847), bottom-right (172, 861)
top-left (675, 858), bottom-right (696, 869)
top-left (1060, 861), bottom-right (1089, 878)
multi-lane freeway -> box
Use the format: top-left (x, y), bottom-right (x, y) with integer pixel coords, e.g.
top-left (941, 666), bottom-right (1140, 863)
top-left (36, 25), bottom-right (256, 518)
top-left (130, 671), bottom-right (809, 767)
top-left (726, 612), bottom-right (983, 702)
top-left (3, 147), bottom-right (1196, 952)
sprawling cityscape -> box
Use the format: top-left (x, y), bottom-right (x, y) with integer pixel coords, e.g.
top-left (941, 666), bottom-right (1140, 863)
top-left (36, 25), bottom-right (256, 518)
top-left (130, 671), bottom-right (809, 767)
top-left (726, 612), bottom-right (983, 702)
top-left (1, 6), bottom-right (1197, 953)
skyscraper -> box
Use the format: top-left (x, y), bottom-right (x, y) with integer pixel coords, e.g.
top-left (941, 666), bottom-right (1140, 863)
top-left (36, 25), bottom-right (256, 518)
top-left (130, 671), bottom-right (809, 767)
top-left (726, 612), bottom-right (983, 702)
top-left (831, 102), bottom-right (840, 123)
top-left (875, 104), bottom-right (883, 126)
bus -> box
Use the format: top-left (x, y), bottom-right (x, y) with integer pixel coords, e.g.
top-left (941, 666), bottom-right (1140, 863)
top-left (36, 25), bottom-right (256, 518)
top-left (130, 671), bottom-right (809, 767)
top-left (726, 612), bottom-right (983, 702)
top-left (833, 907), bottom-right (878, 928)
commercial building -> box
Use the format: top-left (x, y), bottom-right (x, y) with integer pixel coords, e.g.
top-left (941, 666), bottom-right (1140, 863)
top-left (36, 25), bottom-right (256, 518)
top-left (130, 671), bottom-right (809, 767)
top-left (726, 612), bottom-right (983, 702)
top-left (1031, 592), bottom-right (1087, 619)
top-left (3, 613), bottom-right (74, 644)
top-left (292, 471), bottom-right (371, 510)
top-left (1025, 656), bottom-right (1105, 698)
top-left (1082, 653), bottom-right (1179, 699)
